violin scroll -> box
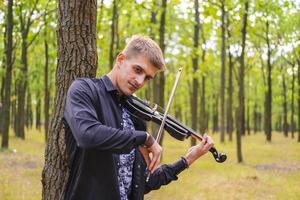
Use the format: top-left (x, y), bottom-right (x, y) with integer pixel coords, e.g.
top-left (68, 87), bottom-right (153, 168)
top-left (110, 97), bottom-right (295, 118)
top-left (209, 147), bottom-right (227, 163)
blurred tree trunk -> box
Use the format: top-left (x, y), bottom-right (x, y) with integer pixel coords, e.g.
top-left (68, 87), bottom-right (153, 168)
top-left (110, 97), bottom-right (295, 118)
top-left (199, 28), bottom-right (207, 134)
top-left (151, 1), bottom-right (160, 139)
top-left (237, 0), bottom-right (248, 163)
top-left (26, 87), bottom-right (33, 129)
top-left (109, 0), bottom-right (118, 68)
top-left (264, 20), bottom-right (273, 142)
top-left (1, 0), bottom-right (13, 148)
top-left (282, 73), bottom-right (288, 137)
top-left (213, 94), bottom-right (219, 133)
top-left (16, 0), bottom-right (40, 139)
top-left (36, 92), bottom-right (41, 130)
top-left (190, 0), bottom-right (200, 146)
top-left (98, 0), bottom-right (104, 32)
top-left (290, 66), bottom-right (295, 138)
top-left (226, 17), bottom-right (234, 141)
top-left (44, 39), bottom-right (50, 140)
top-left (220, 0), bottom-right (226, 143)
top-left (0, 16), bottom-right (6, 135)
top-left (13, 83), bottom-right (17, 136)
top-left (246, 99), bottom-right (250, 135)
top-left (297, 59), bottom-right (300, 142)
top-left (155, 0), bottom-right (167, 145)
top-left (253, 103), bottom-right (258, 133)
top-left (43, 11), bottom-right (50, 141)
top-left (41, 0), bottom-right (98, 199)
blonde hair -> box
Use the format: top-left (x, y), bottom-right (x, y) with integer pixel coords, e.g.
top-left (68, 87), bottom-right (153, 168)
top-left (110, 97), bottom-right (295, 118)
top-left (122, 35), bottom-right (166, 70)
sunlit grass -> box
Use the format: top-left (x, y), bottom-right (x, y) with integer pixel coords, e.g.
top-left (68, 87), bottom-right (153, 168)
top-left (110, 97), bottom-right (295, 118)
top-left (0, 128), bottom-right (45, 200)
top-left (145, 132), bottom-right (300, 200)
top-left (0, 129), bottom-right (299, 199)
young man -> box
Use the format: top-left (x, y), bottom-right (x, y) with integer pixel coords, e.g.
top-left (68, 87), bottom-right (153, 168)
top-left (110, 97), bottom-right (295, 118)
top-left (63, 35), bottom-right (214, 200)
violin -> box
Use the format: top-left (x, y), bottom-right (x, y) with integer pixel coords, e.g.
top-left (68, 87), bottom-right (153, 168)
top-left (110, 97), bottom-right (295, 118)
top-left (124, 95), bottom-right (227, 163)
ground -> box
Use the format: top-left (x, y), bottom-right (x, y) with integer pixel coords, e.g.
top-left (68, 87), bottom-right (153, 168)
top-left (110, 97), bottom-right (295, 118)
top-left (0, 129), bottom-right (299, 200)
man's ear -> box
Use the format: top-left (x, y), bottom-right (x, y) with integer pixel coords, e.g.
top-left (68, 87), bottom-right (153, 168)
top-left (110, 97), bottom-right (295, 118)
top-left (116, 53), bottom-right (126, 67)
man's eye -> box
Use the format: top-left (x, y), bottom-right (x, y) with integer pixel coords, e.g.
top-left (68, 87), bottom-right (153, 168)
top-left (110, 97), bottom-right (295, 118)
top-left (134, 66), bottom-right (142, 73)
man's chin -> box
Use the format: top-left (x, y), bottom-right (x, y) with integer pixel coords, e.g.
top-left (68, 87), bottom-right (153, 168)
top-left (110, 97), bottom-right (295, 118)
top-left (122, 89), bottom-right (135, 96)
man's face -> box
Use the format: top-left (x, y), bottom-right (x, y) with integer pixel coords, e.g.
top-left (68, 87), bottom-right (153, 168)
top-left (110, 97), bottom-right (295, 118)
top-left (115, 53), bottom-right (160, 96)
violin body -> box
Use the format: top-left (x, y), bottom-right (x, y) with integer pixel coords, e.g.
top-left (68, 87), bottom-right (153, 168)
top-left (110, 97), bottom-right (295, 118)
top-left (125, 95), bottom-right (227, 163)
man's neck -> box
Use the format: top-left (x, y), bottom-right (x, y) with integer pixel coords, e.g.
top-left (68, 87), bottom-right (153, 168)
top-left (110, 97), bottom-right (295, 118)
top-left (106, 70), bottom-right (125, 98)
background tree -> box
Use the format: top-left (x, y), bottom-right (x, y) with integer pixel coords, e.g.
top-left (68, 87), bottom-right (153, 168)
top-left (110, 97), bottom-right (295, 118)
top-left (1, 0), bottom-right (14, 148)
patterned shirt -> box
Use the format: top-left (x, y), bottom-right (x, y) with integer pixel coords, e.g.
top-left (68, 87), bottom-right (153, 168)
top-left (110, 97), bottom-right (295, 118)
top-left (117, 108), bottom-right (136, 200)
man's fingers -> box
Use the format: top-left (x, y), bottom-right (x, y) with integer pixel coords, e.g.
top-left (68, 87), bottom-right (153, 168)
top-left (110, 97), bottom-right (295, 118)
top-left (148, 152), bottom-right (160, 172)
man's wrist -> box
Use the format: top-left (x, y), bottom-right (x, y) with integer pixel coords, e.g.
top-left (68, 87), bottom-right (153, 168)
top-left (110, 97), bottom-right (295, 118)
top-left (144, 132), bottom-right (155, 148)
top-left (181, 156), bottom-right (189, 168)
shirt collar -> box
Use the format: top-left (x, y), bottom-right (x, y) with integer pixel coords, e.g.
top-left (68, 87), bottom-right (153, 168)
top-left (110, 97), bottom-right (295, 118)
top-left (101, 75), bottom-right (129, 101)
top-left (101, 75), bottom-right (117, 92)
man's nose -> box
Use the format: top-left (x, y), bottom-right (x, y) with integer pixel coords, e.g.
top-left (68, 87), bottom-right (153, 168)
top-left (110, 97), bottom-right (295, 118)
top-left (135, 75), bottom-right (145, 86)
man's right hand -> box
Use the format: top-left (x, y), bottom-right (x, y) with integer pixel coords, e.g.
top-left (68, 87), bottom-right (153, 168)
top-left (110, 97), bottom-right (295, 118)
top-left (147, 141), bottom-right (162, 173)
top-left (142, 133), bottom-right (163, 173)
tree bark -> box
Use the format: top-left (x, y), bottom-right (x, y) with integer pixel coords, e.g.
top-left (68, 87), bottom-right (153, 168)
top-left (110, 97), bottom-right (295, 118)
top-left (282, 73), bottom-right (288, 137)
top-left (226, 17), bottom-right (234, 141)
top-left (26, 87), bottom-right (33, 129)
top-left (41, 0), bottom-right (97, 199)
top-left (154, 0), bottom-right (167, 145)
top-left (44, 39), bottom-right (50, 140)
top-left (15, 0), bottom-right (40, 139)
top-left (213, 94), bottom-right (219, 133)
top-left (220, 0), bottom-right (226, 143)
top-left (290, 66), bottom-right (295, 138)
top-left (109, 0), bottom-right (118, 68)
top-left (190, 0), bottom-right (200, 146)
top-left (36, 92), bottom-right (41, 130)
top-left (200, 28), bottom-right (207, 133)
top-left (265, 20), bottom-right (272, 142)
top-left (297, 59), bottom-right (300, 142)
top-left (1, 0), bottom-right (14, 148)
top-left (237, 0), bottom-right (248, 163)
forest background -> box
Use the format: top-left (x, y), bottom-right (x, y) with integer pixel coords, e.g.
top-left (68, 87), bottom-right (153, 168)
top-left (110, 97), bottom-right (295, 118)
top-left (0, 0), bottom-right (299, 199)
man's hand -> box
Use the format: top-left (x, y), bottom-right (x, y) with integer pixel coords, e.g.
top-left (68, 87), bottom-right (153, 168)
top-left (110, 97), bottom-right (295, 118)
top-left (147, 141), bottom-right (162, 173)
top-left (140, 133), bottom-right (163, 173)
top-left (184, 134), bottom-right (214, 166)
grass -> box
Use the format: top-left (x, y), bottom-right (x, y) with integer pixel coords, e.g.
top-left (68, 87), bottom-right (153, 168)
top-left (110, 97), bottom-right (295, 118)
top-left (0, 129), bottom-right (299, 200)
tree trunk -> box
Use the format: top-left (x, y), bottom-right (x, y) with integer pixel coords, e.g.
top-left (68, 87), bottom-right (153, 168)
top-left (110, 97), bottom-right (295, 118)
top-left (154, 0), bottom-right (167, 145)
top-left (226, 17), bottom-right (234, 141)
top-left (26, 87), bottom-right (33, 128)
top-left (44, 39), bottom-right (50, 140)
top-left (220, 0), bottom-right (226, 143)
top-left (200, 29), bottom-right (207, 133)
top-left (41, 0), bottom-right (97, 199)
top-left (36, 92), bottom-right (41, 130)
top-left (297, 59), bottom-right (300, 142)
top-left (246, 99), bottom-right (250, 135)
top-left (282, 74), bottom-right (288, 137)
top-left (109, 0), bottom-right (118, 69)
top-left (15, 29), bottom-right (28, 139)
top-left (190, 0), bottom-right (200, 146)
top-left (237, 0), bottom-right (248, 163)
top-left (253, 103), bottom-right (258, 133)
top-left (213, 94), bottom-right (219, 133)
top-left (291, 66), bottom-right (295, 138)
top-left (265, 20), bottom-right (272, 142)
top-left (150, 2), bottom-right (158, 136)
top-left (1, 0), bottom-right (13, 148)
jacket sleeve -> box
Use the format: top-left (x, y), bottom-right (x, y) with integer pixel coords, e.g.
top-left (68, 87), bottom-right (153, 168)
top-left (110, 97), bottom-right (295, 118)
top-left (144, 158), bottom-right (188, 194)
top-left (63, 79), bottom-right (147, 153)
